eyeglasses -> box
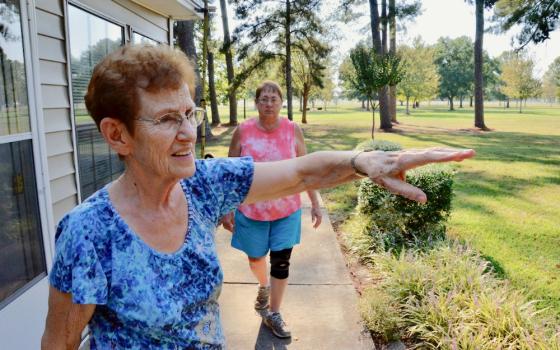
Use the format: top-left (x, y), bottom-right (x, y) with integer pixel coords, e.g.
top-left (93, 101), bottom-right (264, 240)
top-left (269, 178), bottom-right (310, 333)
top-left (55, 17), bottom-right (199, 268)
top-left (136, 107), bottom-right (205, 131)
top-left (257, 97), bottom-right (281, 105)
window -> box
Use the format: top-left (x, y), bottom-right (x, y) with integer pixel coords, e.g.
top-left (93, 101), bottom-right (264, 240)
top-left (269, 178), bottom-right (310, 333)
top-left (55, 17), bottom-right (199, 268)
top-left (68, 5), bottom-right (125, 200)
top-left (0, 0), bottom-right (46, 308)
top-left (132, 32), bottom-right (158, 45)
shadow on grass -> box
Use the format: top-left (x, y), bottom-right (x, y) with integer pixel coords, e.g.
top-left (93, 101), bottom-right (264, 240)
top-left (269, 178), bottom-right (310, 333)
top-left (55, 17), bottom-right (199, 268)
top-left (402, 131), bottom-right (560, 167)
top-left (481, 254), bottom-right (507, 278)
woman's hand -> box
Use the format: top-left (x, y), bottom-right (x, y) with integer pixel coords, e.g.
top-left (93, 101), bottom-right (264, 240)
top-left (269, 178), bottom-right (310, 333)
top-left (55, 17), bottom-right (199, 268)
top-left (310, 205), bottom-right (322, 229)
top-left (354, 148), bottom-right (476, 203)
top-left (220, 212), bottom-right (235, 233)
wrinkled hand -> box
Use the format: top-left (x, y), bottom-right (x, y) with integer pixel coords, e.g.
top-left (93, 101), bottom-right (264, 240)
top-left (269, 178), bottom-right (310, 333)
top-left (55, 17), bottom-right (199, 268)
top-left (310, 206), bottom-right (322, 229)
top-left (356, 148), bottom-right (475, 203)
top-left (220, 211), bottom-right (235, 233)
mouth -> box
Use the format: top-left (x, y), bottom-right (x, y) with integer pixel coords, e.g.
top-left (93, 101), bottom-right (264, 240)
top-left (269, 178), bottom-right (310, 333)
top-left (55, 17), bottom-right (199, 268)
top-left (172, 150), bottom-right (192, 157)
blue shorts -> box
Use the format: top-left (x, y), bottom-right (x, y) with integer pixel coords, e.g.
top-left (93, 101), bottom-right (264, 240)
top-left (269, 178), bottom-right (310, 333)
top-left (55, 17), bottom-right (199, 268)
top-left (231, 209), bottom-right (302, 258)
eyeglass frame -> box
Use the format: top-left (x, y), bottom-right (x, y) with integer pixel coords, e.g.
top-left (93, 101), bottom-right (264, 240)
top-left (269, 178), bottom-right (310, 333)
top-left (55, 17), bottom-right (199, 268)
top-left (257, 97), bottom-right (282, 105)
top-left (135, 107), bottom-right (205, 130)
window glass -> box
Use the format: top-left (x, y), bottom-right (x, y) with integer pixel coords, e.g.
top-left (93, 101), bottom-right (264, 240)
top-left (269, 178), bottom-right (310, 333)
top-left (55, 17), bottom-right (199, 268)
top-left (0, 141), bottom-right (45, 308)
top-left (68, 5), bottom-right (125, 200)
top-left (0, 0), bottom-right (30, 136)
top-left (132, 32), bottom-right (158, 45)
top-left (0, 1), bottom-right (46, 308)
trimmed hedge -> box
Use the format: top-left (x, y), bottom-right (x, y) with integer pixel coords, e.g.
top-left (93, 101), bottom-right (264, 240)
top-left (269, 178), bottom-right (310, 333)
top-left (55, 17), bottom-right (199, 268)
top-left (358, 164), bottom-right (455, 250)
top-left (355, 139), bottom-right (402, 152)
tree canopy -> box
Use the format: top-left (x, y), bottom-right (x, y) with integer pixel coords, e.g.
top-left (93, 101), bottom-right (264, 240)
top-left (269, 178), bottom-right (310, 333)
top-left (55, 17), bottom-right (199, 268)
top-left (433, 36), bottom-right (474, 110)
top-left (397, 38), bottom-right (439, 114)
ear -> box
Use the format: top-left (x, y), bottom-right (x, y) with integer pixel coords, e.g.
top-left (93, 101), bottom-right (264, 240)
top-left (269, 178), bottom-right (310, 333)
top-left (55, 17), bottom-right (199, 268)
top-left (99, 117), bottom-right (133, 157)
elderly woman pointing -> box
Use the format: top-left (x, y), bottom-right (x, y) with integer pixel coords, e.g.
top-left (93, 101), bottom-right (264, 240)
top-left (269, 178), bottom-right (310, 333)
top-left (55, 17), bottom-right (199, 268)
top-left (41, 45), bottom-right (474, 349)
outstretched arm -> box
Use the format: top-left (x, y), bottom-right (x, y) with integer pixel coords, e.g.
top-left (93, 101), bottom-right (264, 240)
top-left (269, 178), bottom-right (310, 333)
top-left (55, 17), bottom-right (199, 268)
top-left (244, 148), bottom-right (475, 205)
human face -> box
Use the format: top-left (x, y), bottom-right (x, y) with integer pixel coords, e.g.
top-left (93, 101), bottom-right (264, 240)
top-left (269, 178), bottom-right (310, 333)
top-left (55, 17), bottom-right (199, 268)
top-left (128, 83), bottom-right (198, 182)
top-left (256, 88), bottom-right (282, 119)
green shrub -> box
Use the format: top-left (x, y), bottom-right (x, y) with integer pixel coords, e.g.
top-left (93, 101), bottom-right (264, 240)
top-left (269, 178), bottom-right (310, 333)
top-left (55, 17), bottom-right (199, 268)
top-left (357, 165), bottom-right (454, 250)
top-left (355, 139), bottom-right (402, 152)
top-left (360, 243), bottom-right (560, 349)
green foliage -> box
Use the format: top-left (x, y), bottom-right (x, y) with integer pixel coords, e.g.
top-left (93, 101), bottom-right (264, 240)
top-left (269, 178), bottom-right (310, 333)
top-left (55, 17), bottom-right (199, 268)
top-left (348, 44), bottom-right (404, 138)
top-left (499, 51), bottom-right (541, 111)
top-left (231, 0), bottom-right (329, 102)
top-left (349, 45), bottom-right (404, 106)
top-left (355, 139), bottom-right (403, 152)
top-left (358, 165), bottom-right (454, 250)
top-left (433, 36), bottom-right (474, 107)
top-left (397, 38), bottom-right (439, 110)
top-left (493, 0), bottom-right (560, 47)
top-left (543, 56), bottom-right (560, 101)
top-left (359, 243), bottom-right (560, 348)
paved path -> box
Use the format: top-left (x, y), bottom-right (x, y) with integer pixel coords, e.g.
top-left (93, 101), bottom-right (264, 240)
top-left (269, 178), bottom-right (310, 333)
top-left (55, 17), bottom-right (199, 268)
top-left (216, 196), bottom-right (375, 349)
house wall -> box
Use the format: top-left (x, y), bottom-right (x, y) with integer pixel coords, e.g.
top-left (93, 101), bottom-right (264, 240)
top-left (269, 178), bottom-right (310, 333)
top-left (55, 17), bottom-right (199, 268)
top-left (35, 0), bottom-right (172, 227)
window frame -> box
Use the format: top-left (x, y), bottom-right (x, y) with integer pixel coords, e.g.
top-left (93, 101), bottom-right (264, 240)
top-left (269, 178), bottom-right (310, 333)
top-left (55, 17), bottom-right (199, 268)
top-left (0, 0), bottom-right (56, 306)
top-left (131, 28), bottom-right (160, 45)
top-left (66, 2), bottom-right (126, 203)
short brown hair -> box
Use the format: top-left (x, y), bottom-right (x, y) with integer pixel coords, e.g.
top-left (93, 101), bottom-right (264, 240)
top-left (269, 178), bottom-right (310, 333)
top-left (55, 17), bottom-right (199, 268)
top-left (255, 81), bottom-right (283, 102)
top-left (85, 44), bottom-right (196, 134)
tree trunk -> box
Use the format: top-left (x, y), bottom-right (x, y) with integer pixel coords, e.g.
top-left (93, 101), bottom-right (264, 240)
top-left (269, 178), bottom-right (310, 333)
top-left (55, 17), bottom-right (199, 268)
top-left (219, 0), bottom-right (237, 125)
top-left (449, 97), bottom-right (455, 111)
top-left (285, 0), bottom-right (294, 120)
top-left (175, 21), bottom-right (202, 105)
top-left (469, 95), bottom-right (473, 107)
top-left (243, 98), bottom-right (246, 119)
top-left (366, 97), bottom-right (371, 111)
top-left (299, 94), bottom-right (303, 112)
top-left (388, 0), bottom-right (397, 123)
top-left (208, 51), bottom-right (220, 125)
top-left (370, 101), bottom-right (376, 140)
top-left (176, 21), bottom-right (212, 142)
top-left (381, 0), bottom-right (388, 54)
top-left (506, 98), bottom-right (510, 108)
top-left (369, 0), bottom-right (391, 130)
top-left (302, 84), bottom-right (309, 124)
top-left (519, 99), bottom-right (522, 113)
top-left (406, 96), bottom-right (410, 115)
top-left (474, 0), bottom-right (486, 129)
top-left (459, 96), bottom-right (464, 108)
top-left (361, 99), bottom-right (365, 109)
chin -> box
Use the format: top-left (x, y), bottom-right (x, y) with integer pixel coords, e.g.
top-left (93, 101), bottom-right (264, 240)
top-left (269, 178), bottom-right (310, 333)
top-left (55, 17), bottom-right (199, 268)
top-left (180, 164), bottom-right (196, 179)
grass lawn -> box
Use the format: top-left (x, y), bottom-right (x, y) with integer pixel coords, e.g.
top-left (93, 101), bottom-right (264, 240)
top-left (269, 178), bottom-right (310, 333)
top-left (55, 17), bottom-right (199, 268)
top-left (205, 102), bottom-right (560, 315)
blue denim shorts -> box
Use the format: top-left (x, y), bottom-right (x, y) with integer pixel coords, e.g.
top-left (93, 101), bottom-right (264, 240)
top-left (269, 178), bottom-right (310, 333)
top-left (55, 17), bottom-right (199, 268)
top-left (231, 209), bottom-right (302, 258)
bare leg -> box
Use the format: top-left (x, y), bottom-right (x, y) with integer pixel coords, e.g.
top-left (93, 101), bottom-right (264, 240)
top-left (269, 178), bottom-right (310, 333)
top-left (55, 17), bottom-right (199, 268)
top-left (270, 277), bottom-right (288, 313)
top-left (248, 256), bottom-right (269, 287)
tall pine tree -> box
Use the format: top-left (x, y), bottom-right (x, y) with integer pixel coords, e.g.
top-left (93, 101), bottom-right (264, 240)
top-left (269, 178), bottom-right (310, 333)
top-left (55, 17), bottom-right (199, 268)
top-left (232, 0), bottom-right (326, 120)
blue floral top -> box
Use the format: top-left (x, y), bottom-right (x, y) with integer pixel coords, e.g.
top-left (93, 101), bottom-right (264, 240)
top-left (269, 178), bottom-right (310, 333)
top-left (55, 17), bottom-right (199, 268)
top-left (49, 157), bottom-right (254, 349)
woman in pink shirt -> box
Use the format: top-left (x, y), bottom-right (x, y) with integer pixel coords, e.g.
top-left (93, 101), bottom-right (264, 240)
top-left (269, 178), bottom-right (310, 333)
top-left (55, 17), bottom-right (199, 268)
top-left (222, 81), bottom-right (322, 338)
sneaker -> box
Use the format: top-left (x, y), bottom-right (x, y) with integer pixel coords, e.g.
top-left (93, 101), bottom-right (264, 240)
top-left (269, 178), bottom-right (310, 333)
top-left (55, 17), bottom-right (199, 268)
top-left (263, 311), bottom-right (291, 338)
top-left (254, 285), bottom-right (270, 311)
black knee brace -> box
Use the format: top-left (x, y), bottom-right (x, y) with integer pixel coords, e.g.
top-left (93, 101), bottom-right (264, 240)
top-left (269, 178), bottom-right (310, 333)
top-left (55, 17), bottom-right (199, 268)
top-left (269, 248), bottom-right (292, 280)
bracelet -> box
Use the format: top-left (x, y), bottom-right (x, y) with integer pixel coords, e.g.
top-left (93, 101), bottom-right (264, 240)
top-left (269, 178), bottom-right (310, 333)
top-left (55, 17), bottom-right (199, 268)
top-left (350, 150), bottom-right (370, 177)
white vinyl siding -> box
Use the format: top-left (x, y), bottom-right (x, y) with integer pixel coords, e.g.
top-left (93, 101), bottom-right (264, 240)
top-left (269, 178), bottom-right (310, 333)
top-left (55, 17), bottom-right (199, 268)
top-left (76, 0), bottom-right (169, 43)
top-left (36, 0), bottom-right (78, 224)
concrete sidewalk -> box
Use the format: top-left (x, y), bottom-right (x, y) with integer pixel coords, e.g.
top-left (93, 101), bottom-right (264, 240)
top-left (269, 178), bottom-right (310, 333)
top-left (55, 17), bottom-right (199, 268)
top-left (216, 196), bottom-right (375, 349)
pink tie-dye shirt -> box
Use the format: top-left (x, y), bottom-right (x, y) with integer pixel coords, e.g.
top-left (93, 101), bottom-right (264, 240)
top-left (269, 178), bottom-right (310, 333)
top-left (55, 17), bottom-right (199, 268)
top-left (237, 117), bottom-right (301, 221)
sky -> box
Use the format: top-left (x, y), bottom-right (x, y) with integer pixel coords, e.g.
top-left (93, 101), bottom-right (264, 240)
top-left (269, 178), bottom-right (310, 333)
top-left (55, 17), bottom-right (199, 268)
top-left (216, 0), bottom-right (560, 78)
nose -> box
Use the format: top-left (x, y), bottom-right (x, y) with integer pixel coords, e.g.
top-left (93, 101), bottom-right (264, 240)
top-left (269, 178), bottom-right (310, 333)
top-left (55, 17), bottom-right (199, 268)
top-left (176, 117), bottom-right (197, 143)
